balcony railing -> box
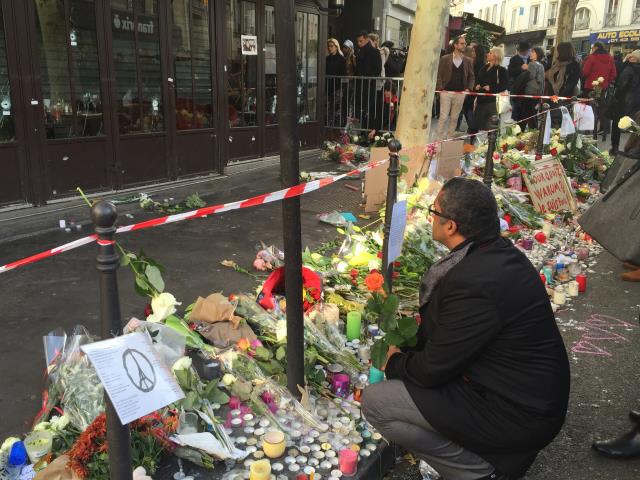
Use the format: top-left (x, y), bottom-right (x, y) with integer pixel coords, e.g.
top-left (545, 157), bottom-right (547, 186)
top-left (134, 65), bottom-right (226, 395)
top-left (324, 75), bottom-right (404, 133)
top-left (604, 11), bottom-right (617, 27)
top-left (574, 19), bottom-right (590, 30)
top-left (547, 17), bottom-right (556, 26)
top-left (633, 8), bottom-right (640, 24)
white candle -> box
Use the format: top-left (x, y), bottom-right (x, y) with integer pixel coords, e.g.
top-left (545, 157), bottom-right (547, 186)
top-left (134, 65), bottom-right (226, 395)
top-left (553, 287), bottom-right (566, 306)
top-left (568, 281), bottom-right (580, 297)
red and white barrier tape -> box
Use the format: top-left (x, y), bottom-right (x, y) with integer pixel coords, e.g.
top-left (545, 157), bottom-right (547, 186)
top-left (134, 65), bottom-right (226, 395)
top-left (0, 159), bottom-right (387, 274)
top-left (434, 90), bottom-right (591, 103)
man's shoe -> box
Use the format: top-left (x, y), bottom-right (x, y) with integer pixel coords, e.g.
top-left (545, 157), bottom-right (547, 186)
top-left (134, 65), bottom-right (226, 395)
top-left (629, 410), bottom-right (640, 423)
top-left (592, 427), bottom-right (640, 458)
top-left (621, 269), bottom-right (640, 282)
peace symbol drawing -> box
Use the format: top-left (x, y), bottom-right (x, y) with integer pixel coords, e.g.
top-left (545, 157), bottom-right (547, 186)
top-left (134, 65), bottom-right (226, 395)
top-left (122, 348), bottom-right (157, 392)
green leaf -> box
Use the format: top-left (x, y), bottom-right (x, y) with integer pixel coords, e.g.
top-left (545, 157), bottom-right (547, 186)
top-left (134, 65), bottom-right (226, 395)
top-left (397, 316), bottom-right (419, 339)
top-left (135, 275), bottom-right (152, 297)
top-left (204, 384), bottom-right (230, 405)
top-left (381, 294), bottom-right (400, 326)
top-left (352, 225), bottom-right (362, 232)
top-left (254, 346), bottom-right (272, 361)
top-left (383, 331), bottom-right (404, 346)
top-left (371, 339), bottom-right (389, 370)
top-left (399, 164), bottom-right (409, 175)
top-left (145, 264), bottom-right (165, 293)
top-left (336, 228), bottom-right (345, 235)
top-left (275, 346), bottom-right (286, 361)
top-left (366, 297), bottom-right (382, 315)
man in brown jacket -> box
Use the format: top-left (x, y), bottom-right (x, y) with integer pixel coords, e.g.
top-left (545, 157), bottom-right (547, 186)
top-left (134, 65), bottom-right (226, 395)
top-left (436, 36), bottom-right (475, 140)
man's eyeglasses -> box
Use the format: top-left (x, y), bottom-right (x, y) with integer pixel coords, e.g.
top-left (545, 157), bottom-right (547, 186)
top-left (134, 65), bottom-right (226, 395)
top-left (428, 203), bottom-right (455, 222)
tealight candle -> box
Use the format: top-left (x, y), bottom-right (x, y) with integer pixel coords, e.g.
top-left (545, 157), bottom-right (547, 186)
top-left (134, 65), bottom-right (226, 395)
top-left (289, 463), bottom-right (300, 472)
top-left (338, 449), bottom-right (358, 476)
top-left (320, 461), bottom-right (333, 470)
top-left (254, 428), bottom-right (265, 437)
top-left (272, 462), bottom-right (284, 472)
top-left (309, 458), bottom-right (320, 467)
top-left (310, 444), bottom-right (321, 452)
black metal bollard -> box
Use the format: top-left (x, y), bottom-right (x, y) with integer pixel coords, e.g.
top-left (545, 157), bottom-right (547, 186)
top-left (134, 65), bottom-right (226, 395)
top-left (275, 0), bottom-right (304, 398)
top-left (483, 115), bottom-right (500, 188)
top-left (535, 103), bottom-right (551, 160)
top-left (381, 139), bottom-right (402, 292)
top-left (91, 201), bottom-right (133, 480)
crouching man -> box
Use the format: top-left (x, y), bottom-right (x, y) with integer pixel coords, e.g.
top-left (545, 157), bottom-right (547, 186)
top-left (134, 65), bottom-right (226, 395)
top-left (362, 178), bottom-right (570, 480)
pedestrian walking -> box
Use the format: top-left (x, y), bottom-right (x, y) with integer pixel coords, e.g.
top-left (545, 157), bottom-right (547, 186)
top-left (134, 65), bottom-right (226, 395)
top-left (473, 47), bottom-right (508, 131)
top-left (326, 38), bottom-right (346, 127)
top-left (508, 42), bottom-right (531, 122)
top-left (545, 42), bottom-right (581, 127)
top-left (362, 178), bottom-right (570, 480)
top-left (456, 45), bottom-right (484, 132)
top-left (435, 36), bottom-right (475, 140)
top-left (521, 47), bottom-right (546, 129)
top-left (354, 30), bottom-right (382, 130)
top-left (609, 50), bottom-right (640, 153)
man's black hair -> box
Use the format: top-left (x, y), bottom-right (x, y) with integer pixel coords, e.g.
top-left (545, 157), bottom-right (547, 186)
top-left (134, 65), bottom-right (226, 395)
top-left (517, 41), bottom-right (531, 53)
top-left (439, 177), bottom-right (499, 239)
top-left (357, 30), bottom-right (369, 39)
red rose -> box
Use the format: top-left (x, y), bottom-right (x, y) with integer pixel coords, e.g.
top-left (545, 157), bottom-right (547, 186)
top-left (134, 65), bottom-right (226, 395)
top-left (511, 163), bottom-right (520, 170)
top-left (350, 269), bottom-right (358, 278)
top-left (503, 214), bottom-right (512, 225)
top-left (414, 313), bottom-right (422, 326)
top-left (144, 303), bottom-right (152, 317)
top-left (392, 271), bottom-right (400, 279)
top-left (502, 144), bottom-right (508, 152)
top-left (393, 261), bottom-right (401, 267)
top-left (550, 147), bottom-right (558, 156)
top-left (377, 251), bottom-right (383, 258)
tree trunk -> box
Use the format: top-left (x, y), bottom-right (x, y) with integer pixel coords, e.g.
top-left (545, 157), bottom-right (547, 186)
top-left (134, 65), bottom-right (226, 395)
top-left (555, 0), bottom-right (579, 45)
top-left (394, 0), bottom-right (449, 149)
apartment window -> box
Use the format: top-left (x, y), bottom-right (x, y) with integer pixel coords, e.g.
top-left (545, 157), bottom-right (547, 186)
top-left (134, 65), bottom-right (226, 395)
top-left (529, 5), bottom-right (539, 27)
top-left (548, 2), bottom-right (557, 26)
top-left (575, 7), bottom-right (590, 30)
top-left (511, 8), bottom-right (517, 31)
top-left (634, 0), bottom-right (640, 23)
top-left (491, 4), bottom-right (497, 23)
top-left (605, 0), bottom-right (618, 26)
top-left (500, 1), bottom-right (506, 26)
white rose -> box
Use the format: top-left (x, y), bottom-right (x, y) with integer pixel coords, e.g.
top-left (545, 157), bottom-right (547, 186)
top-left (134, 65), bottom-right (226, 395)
top-left (50, 415), bottom-right (70, 432)
top-left (352, 136), bottom-right (359, 143)
top-left (597, 76), bottom-right (605, 83)
top-left (591, 80), bottom-right (599, 86)
top-left (0, 437), bottom-right (19, 455)
top-left (618, 116), bottom-right (633, 130)
top-left (275, 320), bottom-right (287, 342)
top-left (374, 136), bottom-right (380, 141)
top-left (512, 125), bottom-right (522, 135)
top-left (147, 292), bottom-right (181, 323)
top-left (171, 356), bottom-right (192, 372)
top-left (367, 259), bottom-right (381, 271)
top-left (336, 261), bottom-right (348, 273)
top-left (222, 374), bottom-right (237, 386)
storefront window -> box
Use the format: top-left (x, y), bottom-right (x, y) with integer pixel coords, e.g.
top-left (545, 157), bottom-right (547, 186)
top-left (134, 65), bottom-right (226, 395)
top-left (386, 16), bottom-right (412, 50)
top-left (34, 0), bottom-right (103, 139)
top-left (112, 0), bottom-right (163, 134)
top-left (173, 0), bottom-right (213, 130)
top-left (0, 4), bottom-right (15, 143)
top-left (226, 0), bottom-right (257, 128)
top-left (295, 11), bottom-right (318, 123)
top-left (265, 3), bottom-right (277, 125)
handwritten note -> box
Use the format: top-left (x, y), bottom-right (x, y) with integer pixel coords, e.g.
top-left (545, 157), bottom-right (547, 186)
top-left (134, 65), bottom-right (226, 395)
top-left (82, 332), bottom-right (184, 425)
top-left (387, 200), bottom-right (407, 265)
top-left (523, 158), bottom-right (576, 214)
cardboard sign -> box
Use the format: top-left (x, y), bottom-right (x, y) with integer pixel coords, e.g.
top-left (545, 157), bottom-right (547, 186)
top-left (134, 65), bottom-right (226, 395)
top-left (522, 157), bottom-right (576, 214)
top-left (433, 140), bottom-right (464, 181)
top-left (82, 332), bottom-right (184, 425)
top-left (363, 145), bottom-right (428, 212)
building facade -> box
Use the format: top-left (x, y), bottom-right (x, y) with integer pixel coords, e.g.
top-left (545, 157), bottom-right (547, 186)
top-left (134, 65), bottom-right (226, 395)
top-left (463, 0), bottom-right (640, 55)
top-left (0, 0), bottom-right (327, 207)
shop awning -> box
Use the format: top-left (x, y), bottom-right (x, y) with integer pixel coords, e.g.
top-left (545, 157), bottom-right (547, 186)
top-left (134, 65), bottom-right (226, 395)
top-left (499, 29), bottom-right (547, 46)
top-left (462, 13), bottom-right (506, 38)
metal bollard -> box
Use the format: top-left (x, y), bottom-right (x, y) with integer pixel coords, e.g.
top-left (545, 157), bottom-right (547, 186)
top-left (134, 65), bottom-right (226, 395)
top-left (91, 201), bottom-right (133, 480)
top-left (483, 115), bottom-right (500, 188)
top-left (381, 139), bottom-right (402, 292)
top-left (535, 103), bottom-right (551, 160)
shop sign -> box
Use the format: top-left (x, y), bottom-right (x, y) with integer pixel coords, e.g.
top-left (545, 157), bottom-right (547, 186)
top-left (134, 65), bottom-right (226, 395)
top-left (113, 11), bottom-right (155, 35)
top-left (589, 29), bottom-right (640, 44)
top-left (523, 157), bottom-right (576, 214)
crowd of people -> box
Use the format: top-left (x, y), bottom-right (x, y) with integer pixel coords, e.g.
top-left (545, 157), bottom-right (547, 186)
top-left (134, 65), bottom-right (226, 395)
top-left (436, 37), bottom-right (640, 151)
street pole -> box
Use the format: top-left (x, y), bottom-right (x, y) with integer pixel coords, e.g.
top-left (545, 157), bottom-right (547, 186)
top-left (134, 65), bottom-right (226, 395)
top-left (275, 0), bottom-right (304, 398)
top-left (91, 201), bottom-right (133, 480)
top-left (381, 139), bottom-right (401, 292)
top-left (483, 115), bottom-right (499, 188)
top-left (535, 104), bottom-right (550, 160)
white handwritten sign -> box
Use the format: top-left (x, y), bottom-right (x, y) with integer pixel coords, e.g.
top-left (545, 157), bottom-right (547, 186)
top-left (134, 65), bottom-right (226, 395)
top-left (522, 157), bottom-right (576, 214)
top-left (82, 332), bottom-right (184, 425)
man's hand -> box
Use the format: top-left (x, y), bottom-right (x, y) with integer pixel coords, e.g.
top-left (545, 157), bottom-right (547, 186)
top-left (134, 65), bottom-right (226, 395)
top-left (522, 63), bottom-right (529, 71)
top-left (483, 85), bottom-right (490, 92)
top-left (382, 345), bottom-right (402, 371)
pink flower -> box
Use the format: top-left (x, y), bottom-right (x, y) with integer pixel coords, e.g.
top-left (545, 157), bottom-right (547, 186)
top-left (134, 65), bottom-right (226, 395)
top-left (250, 339), bottom-right (263, 349)
top-left (261, 391), bottom-right (275, 404)
top-left (228, 396), bottom-right (242, 410)
top-left (267, 401), bottom-right (279, 414)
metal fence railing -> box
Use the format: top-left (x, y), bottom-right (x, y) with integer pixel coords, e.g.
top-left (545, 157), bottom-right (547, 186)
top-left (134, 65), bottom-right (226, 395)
top-left (325, 75), bottom-right (404, 133)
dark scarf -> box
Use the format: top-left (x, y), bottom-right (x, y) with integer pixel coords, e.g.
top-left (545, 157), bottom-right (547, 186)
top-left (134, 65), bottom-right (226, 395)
top-left (419, 228), bottom-right (500, 307)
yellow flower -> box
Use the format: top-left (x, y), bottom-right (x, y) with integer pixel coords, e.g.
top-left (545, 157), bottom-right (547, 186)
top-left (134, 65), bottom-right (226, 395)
top-left (618, 116), bottom-right (633, 130)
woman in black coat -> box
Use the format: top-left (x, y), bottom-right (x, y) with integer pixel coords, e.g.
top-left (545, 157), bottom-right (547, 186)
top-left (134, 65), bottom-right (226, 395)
top-left (610, 50), bottom-right (640, 153)
top-left (473, 47), bottom-right (508, 131)
top-left (326, 38), bottom-right (346, 126)
top-left (545, 42), bottom-right (581, 126)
